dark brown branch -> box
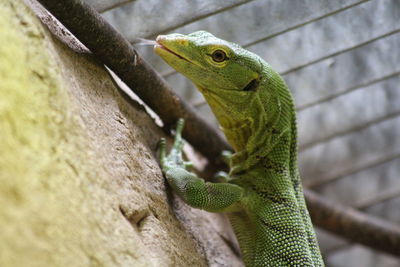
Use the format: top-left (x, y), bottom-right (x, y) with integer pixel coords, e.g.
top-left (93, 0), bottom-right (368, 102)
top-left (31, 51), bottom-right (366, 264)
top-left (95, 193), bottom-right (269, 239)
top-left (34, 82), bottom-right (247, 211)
top-left (35, 0), bottom-right (400, 257)
top-left (306, 189), bottom-right (400, 256)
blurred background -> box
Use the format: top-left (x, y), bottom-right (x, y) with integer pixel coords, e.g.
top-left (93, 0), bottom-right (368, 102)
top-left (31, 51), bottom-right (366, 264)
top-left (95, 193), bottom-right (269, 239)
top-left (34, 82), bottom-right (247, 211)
top-left (87, 0), bottom-right (400, 266)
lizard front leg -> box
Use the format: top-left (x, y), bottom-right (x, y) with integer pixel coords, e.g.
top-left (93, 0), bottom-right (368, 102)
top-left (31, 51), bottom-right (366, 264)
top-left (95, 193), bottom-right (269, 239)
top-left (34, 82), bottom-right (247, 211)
top-left (159, 119), bottom-right (244, 213)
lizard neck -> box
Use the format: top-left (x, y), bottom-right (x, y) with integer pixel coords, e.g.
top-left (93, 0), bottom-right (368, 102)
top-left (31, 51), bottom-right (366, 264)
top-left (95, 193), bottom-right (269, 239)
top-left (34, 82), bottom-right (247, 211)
top-left (228, 71), bottom-right (295, 174)
top-left (200, 77), bottom-right (284, 154)
top-left (220, 106), bottom-right (265, 152)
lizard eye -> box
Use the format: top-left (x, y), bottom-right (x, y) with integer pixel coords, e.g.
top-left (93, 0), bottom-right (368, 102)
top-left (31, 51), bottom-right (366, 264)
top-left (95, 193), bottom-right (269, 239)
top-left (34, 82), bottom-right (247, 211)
top-left (211, 50), bottom-right (227, 62)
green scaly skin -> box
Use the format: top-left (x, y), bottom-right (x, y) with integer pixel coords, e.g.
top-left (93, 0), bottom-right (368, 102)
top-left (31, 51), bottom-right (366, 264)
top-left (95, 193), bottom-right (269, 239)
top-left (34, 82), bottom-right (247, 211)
top-left (155, 31), bottom-right (324, 267)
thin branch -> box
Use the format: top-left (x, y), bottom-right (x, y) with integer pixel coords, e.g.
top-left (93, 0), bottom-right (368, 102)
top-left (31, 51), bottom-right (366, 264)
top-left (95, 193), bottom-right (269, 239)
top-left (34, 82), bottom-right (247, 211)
top-left (316, 191), bottom-right (400, 255)
top-left (356, 188), bottom-right (400, 210)
top-left (280, 29), bottom-right (400, 76)
top-left (98, 0), bottom-right (133, 13)
top-left (306, 152), bottom-right (400, 188)
top-left (296, 71), bottom-right (400, 111)
top-left (305, 189), bottom-right (400, 256)
top-left (299, 109), bottom-right (400, 151)
top-left (240, 0), bottom-right (371, 48)
top-left (141, 0), bottom-right (256, 41)
top-left (35, 0), bottom-right (400, 257)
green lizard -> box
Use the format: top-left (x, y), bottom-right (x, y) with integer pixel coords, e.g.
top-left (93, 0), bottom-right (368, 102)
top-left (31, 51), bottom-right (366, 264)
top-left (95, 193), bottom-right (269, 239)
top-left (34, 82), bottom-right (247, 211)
top-left (154, 31), bottom-right (324, 267)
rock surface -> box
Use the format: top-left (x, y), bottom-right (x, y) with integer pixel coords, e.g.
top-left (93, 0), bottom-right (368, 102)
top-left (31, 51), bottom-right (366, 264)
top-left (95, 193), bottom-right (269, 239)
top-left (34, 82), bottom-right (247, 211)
top-left (0, 1), bottom-right (242, 266)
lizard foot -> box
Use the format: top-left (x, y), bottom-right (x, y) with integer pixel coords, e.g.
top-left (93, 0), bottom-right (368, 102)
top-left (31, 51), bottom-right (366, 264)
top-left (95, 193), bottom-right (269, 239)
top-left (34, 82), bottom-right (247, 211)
top-left (159, 118), bottom-right (192, 170)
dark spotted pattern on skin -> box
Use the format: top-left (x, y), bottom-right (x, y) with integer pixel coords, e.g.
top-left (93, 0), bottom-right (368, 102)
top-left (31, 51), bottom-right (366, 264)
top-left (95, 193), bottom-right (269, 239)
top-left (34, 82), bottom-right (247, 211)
top-left (252, 185), bottom-right (298, 212)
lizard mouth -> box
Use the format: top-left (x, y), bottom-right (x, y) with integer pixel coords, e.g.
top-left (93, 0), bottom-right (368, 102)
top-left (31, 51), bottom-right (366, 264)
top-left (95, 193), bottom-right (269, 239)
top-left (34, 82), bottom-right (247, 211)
top-left (154, 42), bottom-right (191, 63)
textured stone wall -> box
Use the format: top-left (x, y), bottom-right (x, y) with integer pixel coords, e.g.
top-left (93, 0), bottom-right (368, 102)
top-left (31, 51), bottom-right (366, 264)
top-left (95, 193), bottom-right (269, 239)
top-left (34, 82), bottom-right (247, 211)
top-left (0, 1), bottom-right (241, 266)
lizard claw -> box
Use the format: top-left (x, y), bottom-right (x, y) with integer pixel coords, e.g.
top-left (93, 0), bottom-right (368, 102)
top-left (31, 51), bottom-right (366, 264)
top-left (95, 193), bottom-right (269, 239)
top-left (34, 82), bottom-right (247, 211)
top-left (183, 160), bottom-right (193, 169)
top-left (214, 171), bottom-right (230, 182)
top-left (175, 118), bottom-right (185, 135)
top-left (221, 150), bottom-right (233, 165)
top-left (159, 119), bottom-right (189, 170)
top-left (172, 118), bottom-right (185, 151)
top-left (158, 138), bottom-right (167, 165)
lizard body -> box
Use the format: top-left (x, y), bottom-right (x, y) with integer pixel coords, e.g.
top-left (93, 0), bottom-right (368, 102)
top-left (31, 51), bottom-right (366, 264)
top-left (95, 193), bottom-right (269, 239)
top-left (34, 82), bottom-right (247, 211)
top-left (155, 31), bottom-right (324, 267)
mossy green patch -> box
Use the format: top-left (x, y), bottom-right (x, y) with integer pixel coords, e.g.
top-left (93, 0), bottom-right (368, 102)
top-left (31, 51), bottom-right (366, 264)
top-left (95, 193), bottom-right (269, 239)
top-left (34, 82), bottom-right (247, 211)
top-left (0, 1), bottom-right (85, 266)
top-left (0, 1), bottom-right (149, 266)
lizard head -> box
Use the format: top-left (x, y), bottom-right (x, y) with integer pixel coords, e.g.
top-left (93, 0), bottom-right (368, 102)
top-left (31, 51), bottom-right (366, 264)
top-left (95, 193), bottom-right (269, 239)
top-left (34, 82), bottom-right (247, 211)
top-left (155, 31), bottom-right (262, 92)
top-left (155, 31), bottom-right (282, 150)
